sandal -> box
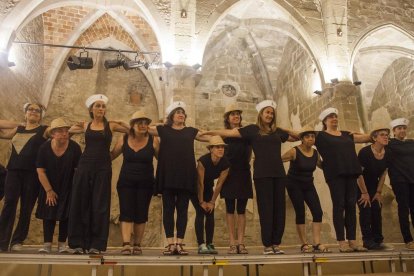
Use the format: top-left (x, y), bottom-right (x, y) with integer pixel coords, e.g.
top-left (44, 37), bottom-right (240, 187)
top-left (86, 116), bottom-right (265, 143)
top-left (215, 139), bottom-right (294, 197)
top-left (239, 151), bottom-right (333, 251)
top-left (301, 244), bottom-right (313, 253)
top-left (176, 243), bottom-right (189, 255)
top-left (228, 245), bottom-right (238, 254)
top-left (133, 244), bottom-right (142, 255)
top-left (238, 244), bottom-right (248, 254)
top-left (121, 244), bottom-right (131, 255)
top-left (338, 242), bottom-right (354, 253)
top-left (350, 244), bottom-right (368, 252)
top-left (163, 244), bottom-right (176, 255)
top-left (313, 244), bottom-right (331, 253)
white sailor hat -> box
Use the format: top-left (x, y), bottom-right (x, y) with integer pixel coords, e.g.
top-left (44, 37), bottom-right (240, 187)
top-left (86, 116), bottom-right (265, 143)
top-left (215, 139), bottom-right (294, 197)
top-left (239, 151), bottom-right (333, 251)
top-left (85, 94), bottom-right (109, 108)
top-left (390, 118), bottom-right (409, 129)
top-left (318, 107), bottom-right (338, 121)
top-left (255, 100), bottom-right (277, 113)
top-left (166, 101), bottom-right (186, 115)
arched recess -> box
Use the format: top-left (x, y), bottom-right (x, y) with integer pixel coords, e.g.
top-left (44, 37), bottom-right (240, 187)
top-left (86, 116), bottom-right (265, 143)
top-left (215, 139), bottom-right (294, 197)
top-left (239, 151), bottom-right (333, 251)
top-left (0, 0), bottom-right (172, 63)
top-left (38, 10), bottom-right (163, 117)
top-left (351, 23), bottom-right (414, 108)
top-left (195, 0), bottom-right (326, 86)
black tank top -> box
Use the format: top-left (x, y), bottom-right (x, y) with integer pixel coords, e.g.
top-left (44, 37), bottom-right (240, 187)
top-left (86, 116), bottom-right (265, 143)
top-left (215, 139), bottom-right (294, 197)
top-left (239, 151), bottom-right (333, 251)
top-left (7, 125), bottom-right (48, 171)
top-left (79, 121), bottom-right (112, 167)
top-left (288, 146), bottom-right (318, 183)
top-left (119, 134), bottom-right (155, 183)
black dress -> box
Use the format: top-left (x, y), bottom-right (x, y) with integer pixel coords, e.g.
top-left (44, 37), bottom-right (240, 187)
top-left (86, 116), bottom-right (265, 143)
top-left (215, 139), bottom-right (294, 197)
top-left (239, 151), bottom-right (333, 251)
top-left (68, 121), bottom-right (113, 252)
top-left (35, 140), bottom-right (81, 221)
top-left (220, 137), bottom-right (253, 199)
top-left (0, 125), bottom-right (47, 250)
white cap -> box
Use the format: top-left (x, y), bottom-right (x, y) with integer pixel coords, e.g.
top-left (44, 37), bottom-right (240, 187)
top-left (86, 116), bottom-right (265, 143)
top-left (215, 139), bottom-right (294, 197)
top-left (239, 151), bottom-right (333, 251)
top-left (255, 100), bottom-right (277, 113)
top-left (390, 118), bottom-right (409, 129)
top-left (319, 107), bottom-right (338, 121)
top-left (85, 94), bottom-right (109, 108)
top-left (166, 101), bottom-right (186, 115)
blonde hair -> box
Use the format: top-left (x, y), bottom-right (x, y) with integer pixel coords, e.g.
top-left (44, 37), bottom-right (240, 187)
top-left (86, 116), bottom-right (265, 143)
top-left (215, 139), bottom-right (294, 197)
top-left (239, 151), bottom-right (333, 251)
top-left (256, 107), bottom-right (277, 135)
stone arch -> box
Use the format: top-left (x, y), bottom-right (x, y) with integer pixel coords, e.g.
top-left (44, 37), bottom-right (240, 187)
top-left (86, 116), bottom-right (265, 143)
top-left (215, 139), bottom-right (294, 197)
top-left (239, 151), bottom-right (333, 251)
top-left (196, 0), bottom-right (326, 86)
top-left (40, 11), bottom-right (163, 117)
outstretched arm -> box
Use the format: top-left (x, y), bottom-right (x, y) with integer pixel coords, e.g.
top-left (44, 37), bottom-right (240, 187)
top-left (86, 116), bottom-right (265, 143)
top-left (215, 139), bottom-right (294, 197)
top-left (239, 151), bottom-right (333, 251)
top-left (69, 122), bottom-right (86, 134)
top-left (281, 148), bottom-right (296, 162)
top-left (202, 128), bottom-right (241, 138)
top-left (148, 125), bottom-right (159, 136)
top-left (353, 133), bottom-right (372, 143)
top-left (110, 121), bottom-right (129, 134)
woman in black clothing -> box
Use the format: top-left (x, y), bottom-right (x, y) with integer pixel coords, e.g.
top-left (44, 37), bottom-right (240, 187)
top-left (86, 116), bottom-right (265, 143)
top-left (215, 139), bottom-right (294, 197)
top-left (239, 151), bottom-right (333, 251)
top-left (0, 103), bottom-right (48, 252)
top-left (68, 94), bottom-right (128, 254)
top-left (36, 118), bottom-right (82, 253)
top-left (357, 126), bottom-right (392, 250)
top-left (281, 126), bottom-right (329, 253)
top-left (314, 107), bottom-right (371, 252)
top-left (191, 135), bottom-right (229, 254)
top-left (148, 101), bottom-right (209, 255)
top-left (221, 104), bottom-right (253, 254)
top-left (203, 100), bottom-right (297, 255)
top-left (386, 118), bottom-right (414, 250)
top-left (111, 110), bottom-right (159, 255)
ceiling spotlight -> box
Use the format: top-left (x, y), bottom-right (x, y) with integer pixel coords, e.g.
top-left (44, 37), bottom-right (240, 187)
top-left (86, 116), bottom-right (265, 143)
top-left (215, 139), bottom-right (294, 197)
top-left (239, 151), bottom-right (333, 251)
top-left (192, 63), bottom-right (202, 70)
top-left (314, 90), bottom-right (322, 96)
top-left (144, 62), bottom-right (150, 70)
top-left (8, 61), bottom-right (15, 67)
top-left (330, 78), bottom-right (339, 84)
top-left (181, 9), bottom-right (187, 18)
top-left (123, 60), bottom-right (143, 70)
top-left (104, 59), bottom-right (124, 69)
top-left (353, 81), bottom-right (362, 86)
top-left (67, 51), bottom-right (93, 70)
top-left (163, 61), bottom-right (173, 69)
top-left (337, 28), bottom-right (343, 37)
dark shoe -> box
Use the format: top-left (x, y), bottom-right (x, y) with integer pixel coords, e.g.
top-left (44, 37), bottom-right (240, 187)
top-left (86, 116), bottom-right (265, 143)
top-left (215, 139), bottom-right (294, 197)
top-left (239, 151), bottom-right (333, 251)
top-left (73, 248), bottom-right (84, 254)
top-left (272, 245), bottom-right (285, 254)
top-left (313, 244), bottom-right (331, 253)
top-left (364, 241), bottom-right (382, 250)
top-left (207, 244), bottom-right (217, 254)
top-left (88, 248), bottom-right (101, 255)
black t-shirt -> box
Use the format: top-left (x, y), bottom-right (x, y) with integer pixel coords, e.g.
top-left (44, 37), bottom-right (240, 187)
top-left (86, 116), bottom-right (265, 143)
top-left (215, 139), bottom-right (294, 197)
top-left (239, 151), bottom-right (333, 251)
top-left (156, 125), bottom-right (198, 193)
top-left (358, 145), bottom-right (387, 191)
top-left (314, 131), bottom-right (362, 182)
top-left (386, 138), bottom-right (414, 183)
top-left (223, 137), bottom-right (251, 171)
top-left (238, 124), bottom-right (289, 179)
top-left (7, 125), bottom-right (48, 171)
top-left (288, 146), bottom-right (318, 183)
top-left (198, 153), bottom-right (230, 200)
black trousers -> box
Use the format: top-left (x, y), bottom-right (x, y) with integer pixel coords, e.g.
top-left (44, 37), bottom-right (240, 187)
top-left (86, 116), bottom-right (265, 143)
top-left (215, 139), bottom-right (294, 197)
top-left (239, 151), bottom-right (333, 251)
top-left (391, 181), bottom-right (414, 243)
top-left (286, 180), bottom-right (323, 224)
top-left (327, 176), bottom-right (358, 241)
top-left (224, 198), bottom-right (248, 214)
top-left (190, 196), bottom-right (214, 245)
top-left (358, 190), bottom-right (383, 245)
top-left (0, 170), bottom-right (40, 250)
top-left (254, 177), bottom-right (286, 247)
top-left (43, 219), bottom-right (68, 243)
top-left (162, 189), bottom-right (190, 239)
top-left (68, 166), bottom-right (112, 251)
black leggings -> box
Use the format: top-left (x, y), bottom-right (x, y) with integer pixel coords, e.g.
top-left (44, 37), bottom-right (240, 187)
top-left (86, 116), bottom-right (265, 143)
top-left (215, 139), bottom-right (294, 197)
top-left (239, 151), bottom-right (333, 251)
top-left (43, 220), bottom-right (68, 243)
top-left (327, 176), bottom-right (358, 241)
top-left (190, 196), bottom-right (214, 245)
top-left (162, 189), bottom-right (190, 239)
top-left (254, 177), bottom-right (286, 247)
top-left (286, 180), bottom-right (322, 224)
top-left (224, 198), bottom-right (248, 214)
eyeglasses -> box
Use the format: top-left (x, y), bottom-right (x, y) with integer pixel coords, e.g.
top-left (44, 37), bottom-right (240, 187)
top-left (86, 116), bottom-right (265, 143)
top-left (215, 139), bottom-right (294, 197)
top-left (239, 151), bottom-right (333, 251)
top-left (229, 111), bottom-right (241, 116)
top-left (93, 104), bottom-right (106, 109)
top-left (27, 108), bottom-right (41, 113)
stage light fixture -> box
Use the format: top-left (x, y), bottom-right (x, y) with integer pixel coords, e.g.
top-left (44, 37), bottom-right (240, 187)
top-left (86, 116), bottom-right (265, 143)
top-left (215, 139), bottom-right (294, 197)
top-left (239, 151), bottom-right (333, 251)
top-left (314, 90), bottom-right (322, 96)
top-left (192, 63), bottom-right (202, 70)
top-left (123, 60), bottom-right (143, 70)
top-left (67, 51), bottom-right (93, 70)
top-left (353, 81), bottom-right (362, 86)
top-left (330, 78), bottom-right (339, 84)
top-left (163, 61), bottom-right (173, 69)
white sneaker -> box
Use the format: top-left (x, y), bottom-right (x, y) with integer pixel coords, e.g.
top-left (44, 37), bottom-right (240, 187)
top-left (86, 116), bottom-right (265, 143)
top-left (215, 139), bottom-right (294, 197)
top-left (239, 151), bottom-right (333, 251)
top-left (38, 243), bottom-right (52, 254)
top-left (379, 243), bottom-right (394, 251)
top-left (58, 245), bottom-right (70, 253)
top-left (11, 243), bottom-right (23, 252)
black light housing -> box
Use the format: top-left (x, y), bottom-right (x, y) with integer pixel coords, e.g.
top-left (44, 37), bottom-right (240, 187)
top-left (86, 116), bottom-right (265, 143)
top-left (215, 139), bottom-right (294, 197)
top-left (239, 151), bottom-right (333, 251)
top-left (353, 81), bottom-right (362, 86)
top-left (104, 59), bottom-right (124, 69)
top-left (123, 60), bottom-right (143, 70)
top-left (67, 51), bottom-right (93, 70)
top-left (314, 90), bottom-right (322, 95)
top-left (330, 78), bottom-right (339, 84)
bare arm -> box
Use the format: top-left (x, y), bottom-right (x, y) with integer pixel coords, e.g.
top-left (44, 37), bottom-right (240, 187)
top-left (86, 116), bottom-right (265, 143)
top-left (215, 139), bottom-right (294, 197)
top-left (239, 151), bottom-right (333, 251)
top-left (210, 168), bottom-right (229, 204)
top-left (316, 153), bottom-right (323, 169)
top-left (110, 121), bottom-right (129, 134)
top-left (0, 128), bottom-right (17, 139)
top-left (0, 120), bottom-right (20, 129)
top-left (195, 131), bottom-right (212, 142)
top-left (279, 128), bottom-right (300, 142)
top-left (37, 168), bottom-right (58, 206)
top-left (281, 148), bottom-right (296, 162)
top-left (69, 122), bottom-right (86, 134)
top-left (148, 125), bottom-right (159, 136)
top-left (110, 134), bottom-right (125, 160)
top-left (153, 136), bottom-right (160, 159)
top-left (353, 133), bottom-right (372, 143)
top-left (357, 175), bottom-right (370, 207)
top-left (203, 128), bottom-right (241, 138)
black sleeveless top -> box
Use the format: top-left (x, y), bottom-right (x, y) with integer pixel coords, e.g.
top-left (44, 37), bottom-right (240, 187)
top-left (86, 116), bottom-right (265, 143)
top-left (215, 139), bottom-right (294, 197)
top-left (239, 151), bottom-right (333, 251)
top-left (288, 146), bottom-right (318, 183)
top-left (78, 121), bottom-right (112, 168)
top-left (118, 134), bottom-right (155, 188)
top-left (7, 125), bottom-right (48, 171)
